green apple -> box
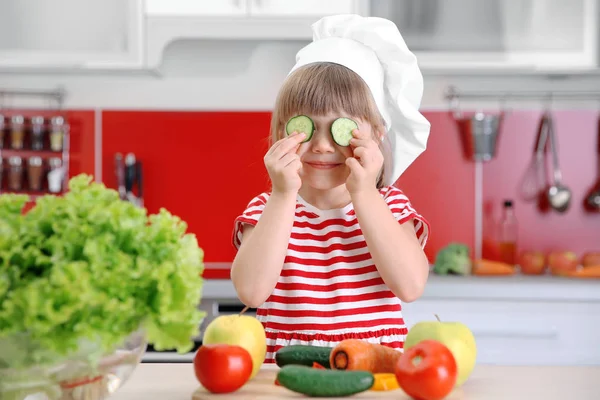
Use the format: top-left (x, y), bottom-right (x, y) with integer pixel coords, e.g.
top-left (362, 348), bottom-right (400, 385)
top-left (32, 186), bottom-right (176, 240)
top-left (404, 315), bottom-right (477, 386)
top-left (202, 314), bottom-right (267, 379)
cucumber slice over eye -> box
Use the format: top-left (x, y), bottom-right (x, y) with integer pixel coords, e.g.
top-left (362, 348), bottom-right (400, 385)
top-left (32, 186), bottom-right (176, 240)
top-left (331, 117), bottom-right (358, 146)
top-left (286, 115), bottom-right (314, 142)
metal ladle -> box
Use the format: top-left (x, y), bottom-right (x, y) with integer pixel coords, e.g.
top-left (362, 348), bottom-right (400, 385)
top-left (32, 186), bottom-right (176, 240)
top-left (545, 115), bottom-right (572, 212)
top-left (584, 125), bottom-right (600, 212)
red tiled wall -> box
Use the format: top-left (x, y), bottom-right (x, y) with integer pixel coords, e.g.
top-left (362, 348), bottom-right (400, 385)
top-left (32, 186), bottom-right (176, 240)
top-left (397, 112), bottom-right (475, 260)
top-left (66, 110), bottom-right (96, 177)
top-left (101, 111), bottom-right (273, 263)
top-left (99, 110), bottom-right (474, 264)
top-left (62, 109), bottom-right (597, 270)
top-left (482, 110), bottom-right (600, 257)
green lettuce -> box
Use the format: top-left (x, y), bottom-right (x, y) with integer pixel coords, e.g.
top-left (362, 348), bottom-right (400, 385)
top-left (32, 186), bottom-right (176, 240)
top-left (0, 174), bottom-right (205, 370)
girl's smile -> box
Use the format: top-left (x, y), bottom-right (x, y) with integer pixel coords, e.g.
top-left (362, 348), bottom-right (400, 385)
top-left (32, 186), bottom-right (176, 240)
top-left (304, 160), bottom-right (343, 170)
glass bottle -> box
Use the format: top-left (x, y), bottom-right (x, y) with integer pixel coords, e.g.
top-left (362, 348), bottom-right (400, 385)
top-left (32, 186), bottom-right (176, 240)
top-left (49, 116), bottom-right (65, 151)
top-left (10, 115), bottom-right (25, 150)
top-left (30, 116), bottom-right (46, 150)
top-left (0, 114), bottom-right (5, 148)
top-left (498, 199), bottom-right (518, 265)
top-left (28, 156), bottom-right (44, 191)
top-left (8, 156), bottom-right (23, 191)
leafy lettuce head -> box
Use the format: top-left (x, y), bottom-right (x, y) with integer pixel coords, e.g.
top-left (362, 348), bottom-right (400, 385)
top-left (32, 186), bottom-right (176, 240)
top-left (0, 174), bottom-right (205, 369)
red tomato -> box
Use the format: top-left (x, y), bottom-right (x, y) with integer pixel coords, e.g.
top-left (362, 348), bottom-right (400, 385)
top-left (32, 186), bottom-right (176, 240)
top-left (193, 344), bottom-right (253, 393)
top-left (395, 340), bottom-right (457, 400)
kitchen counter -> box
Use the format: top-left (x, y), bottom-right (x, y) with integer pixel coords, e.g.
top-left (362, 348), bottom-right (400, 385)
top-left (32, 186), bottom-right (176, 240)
top-left (110, 363), bottom-right (599, 399)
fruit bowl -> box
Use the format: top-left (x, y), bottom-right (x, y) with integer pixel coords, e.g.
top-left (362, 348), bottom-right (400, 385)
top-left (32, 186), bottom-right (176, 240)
top-left (0, 330), bottom-right (147, 400)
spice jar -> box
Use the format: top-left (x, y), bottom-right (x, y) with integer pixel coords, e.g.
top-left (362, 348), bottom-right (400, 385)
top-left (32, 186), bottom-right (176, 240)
top-left (0, 114), bottom-right (5, 149)
top-left (10, 115), bottom-right (25, 150)
top-left (47, 157), bottom-right (63, 193)
top-left (30, 116), bottom-right (46, 150)
top-left (49, 116), bottom-right (66, 152)
top-left (28, 156), bottom-right (44, 191)
top-left (8, 156), bottom-right (23, 191)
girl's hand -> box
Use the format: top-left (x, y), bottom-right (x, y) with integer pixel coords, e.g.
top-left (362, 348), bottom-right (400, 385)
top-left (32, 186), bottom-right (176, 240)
top-left (345, 129), bottom-right (384, 195)
top-left (264, 131), bottom-right (306, 195)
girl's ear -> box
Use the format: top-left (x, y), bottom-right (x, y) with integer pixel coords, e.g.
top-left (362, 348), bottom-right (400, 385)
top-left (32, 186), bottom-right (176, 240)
top-left (374, 126), bottom-right (386, 142)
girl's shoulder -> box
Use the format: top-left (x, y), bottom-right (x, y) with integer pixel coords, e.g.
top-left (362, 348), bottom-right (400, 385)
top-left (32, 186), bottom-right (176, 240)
top-left (378, 185), bottom-right (409, 199)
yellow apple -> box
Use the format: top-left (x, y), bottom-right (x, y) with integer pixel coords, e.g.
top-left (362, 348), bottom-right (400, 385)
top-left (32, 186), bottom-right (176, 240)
top-left (404, 315), bottom-right (477, 387)
top-left (202, 314), bottom-right (267, 379)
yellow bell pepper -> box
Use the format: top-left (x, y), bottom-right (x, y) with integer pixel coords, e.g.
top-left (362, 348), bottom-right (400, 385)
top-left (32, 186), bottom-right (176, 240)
top-left (371, 373), bottom-right (400, 391)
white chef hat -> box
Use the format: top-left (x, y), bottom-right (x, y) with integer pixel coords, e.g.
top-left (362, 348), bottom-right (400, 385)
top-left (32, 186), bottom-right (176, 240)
top-left (288, 14), bottom-right (431, 186)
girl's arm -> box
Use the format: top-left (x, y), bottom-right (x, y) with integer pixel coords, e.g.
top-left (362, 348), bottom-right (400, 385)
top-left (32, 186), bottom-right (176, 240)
top-left (230, 191), bottom-right (297, 308)
top-left (351, 188), bottom-right (429, 303)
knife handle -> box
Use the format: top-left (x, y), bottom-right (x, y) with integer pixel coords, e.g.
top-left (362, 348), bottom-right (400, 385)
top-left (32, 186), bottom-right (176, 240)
top-left (124, 153), bottom-right (136, 194)
top-left (136, 161), bottom-right (143, 200)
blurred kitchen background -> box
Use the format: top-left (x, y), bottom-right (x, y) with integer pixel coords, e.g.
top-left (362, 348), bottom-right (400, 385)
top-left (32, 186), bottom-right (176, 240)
top-left (0, 0), bottom-right (598, 367)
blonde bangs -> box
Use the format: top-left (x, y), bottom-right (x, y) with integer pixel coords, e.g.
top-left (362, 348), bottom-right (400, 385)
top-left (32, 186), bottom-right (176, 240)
top-left (270, 62), bottom-right (385, 143)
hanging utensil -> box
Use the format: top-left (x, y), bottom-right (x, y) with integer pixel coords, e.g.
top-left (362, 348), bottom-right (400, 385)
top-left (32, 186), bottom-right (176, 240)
top-left (114, 153), bottom-right (126, 200)
top-left (545, 115), bottom-right (572, 212)
top-left (584, 118), bottom-right (600, 212)
top-left (458, 112), bottom-right (502, 162)
top-left (124, 153), bottom-right (138, 205)
top-left (519, 112), bottom-right (550, 201)
top-left (124, 152), bottom-right (143, 208)
top-left (136, 160), bottom-right (144, 208)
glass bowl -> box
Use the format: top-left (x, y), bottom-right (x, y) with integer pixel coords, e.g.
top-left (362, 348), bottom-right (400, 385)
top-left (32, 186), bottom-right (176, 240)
top-left (0, 330), bottom-right (147, 400)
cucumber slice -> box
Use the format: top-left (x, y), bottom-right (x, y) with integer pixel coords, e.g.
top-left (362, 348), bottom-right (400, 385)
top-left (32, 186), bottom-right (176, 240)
top-left (286, 115), bottom-right (314, 142)
top-left (330, 117), bottom-right (358, 146)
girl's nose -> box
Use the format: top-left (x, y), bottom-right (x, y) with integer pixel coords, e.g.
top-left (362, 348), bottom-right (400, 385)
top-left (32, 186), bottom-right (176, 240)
top-left (310, 131), bottom-right (335, 153)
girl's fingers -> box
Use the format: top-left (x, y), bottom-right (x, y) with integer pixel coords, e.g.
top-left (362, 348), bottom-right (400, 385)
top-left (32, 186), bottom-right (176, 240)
top-left (278, 152), bottom-right (300, 168)
top-left (272, 132), bottom-right (306, 158)
top-left (353, 146), bottom-right (368, 160)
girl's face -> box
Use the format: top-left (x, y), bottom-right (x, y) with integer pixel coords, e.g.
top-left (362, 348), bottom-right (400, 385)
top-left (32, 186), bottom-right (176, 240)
top-left (294, 111), bottom-right (376, 191)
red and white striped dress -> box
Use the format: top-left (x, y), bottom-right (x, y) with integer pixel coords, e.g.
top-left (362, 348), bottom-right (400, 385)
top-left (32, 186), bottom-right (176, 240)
top-left (232, 185), bottom-right (430, 363)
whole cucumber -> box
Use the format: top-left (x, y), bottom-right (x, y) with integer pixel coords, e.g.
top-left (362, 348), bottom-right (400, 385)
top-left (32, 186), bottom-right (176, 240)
top-left (276, 365), bottom-right (374, 397)
top-left (275, 345), bottom-right (332, 369)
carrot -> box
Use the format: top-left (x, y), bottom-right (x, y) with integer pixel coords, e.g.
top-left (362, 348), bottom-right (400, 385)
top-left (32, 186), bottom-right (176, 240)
top-left (329, 339), bottom-right (402, 373)
top-left (473, 259), bottom-right (515, 276)
top-left (567, 265), bottom-right (600, 278)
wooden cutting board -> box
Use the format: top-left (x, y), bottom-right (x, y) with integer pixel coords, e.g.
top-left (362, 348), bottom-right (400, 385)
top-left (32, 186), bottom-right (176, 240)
top-left (191, 367), bottom-right (462, 399)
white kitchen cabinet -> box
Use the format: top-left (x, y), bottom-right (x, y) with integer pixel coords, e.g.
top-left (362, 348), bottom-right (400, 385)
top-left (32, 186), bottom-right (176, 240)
top-left (144, 0), bottom-right (249, 16)
top-left (248, 0), bottom-right (363, 16)
top-left (0, 0), bottom-right (144, 70)
top-left (401, 289), bottom-right (600, 366)
top-left (145, 0), bottom-right (365, 18)
top-left (370, 0), bottom-right (599, 72)
top-left (145, 0), bottom-right (370, 69)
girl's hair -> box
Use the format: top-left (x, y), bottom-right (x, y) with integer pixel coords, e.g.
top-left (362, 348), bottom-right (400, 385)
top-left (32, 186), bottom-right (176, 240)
top-left (270, 62), bottom-right (392, 188)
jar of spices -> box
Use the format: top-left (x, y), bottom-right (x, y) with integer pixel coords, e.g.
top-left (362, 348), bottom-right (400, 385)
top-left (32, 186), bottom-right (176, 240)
top-left (10, 115), bottom-right (25, 150)
top-left (0, 114), bottom-right (5, 149)
top-left (30, 116), bottom-right (46, 150)
top-left (49, 116), bottom-right (66, 152)
top-left (28, 156), bottom-right (44, 191)
top-left (8, 156), bottom-right (23, 191)
top-left (47, 157), bottom-right (63, 193)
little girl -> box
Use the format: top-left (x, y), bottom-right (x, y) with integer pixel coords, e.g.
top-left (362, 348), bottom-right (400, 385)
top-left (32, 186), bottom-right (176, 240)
top-left (230, 14), bottom-right (432, 363)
